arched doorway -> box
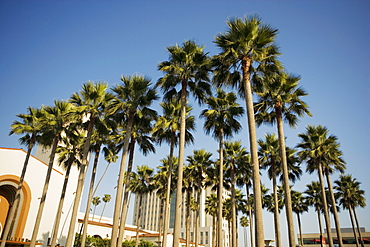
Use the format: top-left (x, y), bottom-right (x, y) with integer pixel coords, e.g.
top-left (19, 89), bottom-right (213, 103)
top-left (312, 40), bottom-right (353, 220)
top-left (0, 175), bottom-right (31, 240)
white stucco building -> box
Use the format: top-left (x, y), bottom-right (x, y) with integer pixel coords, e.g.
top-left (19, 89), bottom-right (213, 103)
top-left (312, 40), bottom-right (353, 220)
top-left (0, 147), bottom-right (80, 246)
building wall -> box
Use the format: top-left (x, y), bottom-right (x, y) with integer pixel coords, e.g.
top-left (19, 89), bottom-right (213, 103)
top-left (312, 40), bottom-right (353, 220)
top-left (0, 147), bottom-right (79, 246)
top-left (299, 228), bottom-right (370, 246)
top-left (133, 185), bottom-right (230, 247)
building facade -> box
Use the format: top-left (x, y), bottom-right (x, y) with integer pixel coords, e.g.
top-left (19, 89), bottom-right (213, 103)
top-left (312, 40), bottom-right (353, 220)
top-left (0, 147), bottom-right (79, 246)
top-left (133, 185), bottom-right (230, 247)
top-left (299, 227), bottom-right (370, 246)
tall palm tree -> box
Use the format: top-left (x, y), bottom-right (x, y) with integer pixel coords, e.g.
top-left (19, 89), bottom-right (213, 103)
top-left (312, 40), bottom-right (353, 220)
top-left (186, 149), bottom-right (213, 247)
top-left (258, 133), bottom-right (282, 247)
top-left (258, 133), bottom-right (302, 247)
top-left (91, 196), bottom-right (101, 221)
top-left (99, 194), bottom-right (111, 222)
top-left (254, 71), bottom-right (311, 247)
top-left (200, 89), bottom-right (244, 246)
top-left (291, 189), bottom-right (309, 247)
top-left (1, 107), bottom-right (45, 247)
top-left (50, 133), bottom-right (84, 247)
top-left (80, 102), bottom-right (115, 247)
top-left (305, 181), bottom-right (325, 247)
top-left (30, 100), bottom-right (74, 247)
top-left (116, 110), bottom-right (157, 246)
top-left (66, 81), bottom-right (114, 247)
top-left (235, 154), bottom-right (253, 247)
top-left (335, 175), bottom-right (366, 247)
top-left (298, 125), bottom-right (343, 247)
top-left (240, 216), bottom-right (249, 247)
top-left (223, 141), bottom-right (248, 247)
top-left (109, 74), bottom-right (158, 247)
top-left (153, 156), bottom-right (178, 247)
top-left (321, 144), bottom-right (346, 247)
top-left (205, 193), bottom-right (218, 247)
top-left (214, 15), bottom-right (280, 246)
top-left (129, 165), bottom-right (155, 247)
top-left (157, 40), bottom-right (211, 247)
top-left (152, 99), bottom-right (195, 247)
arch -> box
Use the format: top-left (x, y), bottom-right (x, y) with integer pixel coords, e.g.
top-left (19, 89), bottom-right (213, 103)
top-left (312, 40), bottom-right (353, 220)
top-left (0, 174), bottom-right (31, 240)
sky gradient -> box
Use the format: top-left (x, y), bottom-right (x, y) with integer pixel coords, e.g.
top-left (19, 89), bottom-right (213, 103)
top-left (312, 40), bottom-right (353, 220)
top-left (1, 1), bottom-right (369, 246)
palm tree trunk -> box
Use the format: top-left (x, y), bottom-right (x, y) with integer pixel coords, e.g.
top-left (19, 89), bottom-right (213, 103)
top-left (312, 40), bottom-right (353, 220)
top-left (0, 140), bottom-right (34, 247)
top-left (217, 132), bottom-right (224, 247)
top-left (297, 213), bottom-right (303, 247)
top-left (276, 112), bottom-right (296, 247)
top-left (162, 133), bottom-right (175, 247)
top-left (231, 163), bottom-right (237, 247)
top-left (158, 198), bottom-right (164, 247)
top-left (195, 187), bottom-right (201, 247)
top-left (317, 163), bottom-right (334, 247)
top-left (135, 195), bottom-right (143, 247)
top-left (93, 161), bottom-right (112, 196)
top-left (186, 188), bottom-right (191, 247)
top-left (245, 185), bottom-right (254, 247)
top-left (99, 202), bottom-right (107, 222)
top-left (348, 204), bottom-right (359, 247)
top-left (212, 214), bottom-right (216, 247)
top-left (81, 146), bottom-right (101, 247)
top-left (272, 176), bottom-right (281, 247)
top-left (325, 172), bottom-right (343, 247)
top-left (30, 135), bottom-right (58, 247)
top-left (50, 161), bottom-right (72, 247)
top-left (317, 209), bottom-right (323, 247)
top-left (111, 111), bottom-right (135, 247)
top-left (172, 80), bottom-right (187, 247)
top-left (66, 116), bottom-right (95, 247)
top-left (117, 138), bottom-right (136, 245)
top-left (242, 57), bottom-right (264, 247)
top-left (353, 207), bottom-right (364, 247)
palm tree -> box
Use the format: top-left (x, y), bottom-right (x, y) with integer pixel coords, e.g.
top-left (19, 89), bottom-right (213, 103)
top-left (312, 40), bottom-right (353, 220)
top-left (258, 133), bottom-right (302, 247)
top-left (200, 89), bottom-right (244, 246)
top-left (214, 15), bottom-right (280, 246)
top-left (305, 181), bottom-right (325, 247)
top-left (129, 165), bottom-right (155, 247)
top-left (80, 101), bottom-right (115, 247)
top-left (99, 194), bottom-right (111, 222)
top-left (321, 144), bottom-right (346, 247)
top-left (50, 133), bottom-right (84, 247)
top-left (254, 71), bottom-right (311, 247)
top-left (335, 175), bottom-right (366, 247)
top-left (258, 133), bottom-right (282, 247)
top-left (109, 74), bottom-right (158, 247)
top-left (1, 107), bottom-right (45, 247)
top-left (66, 81), bottom-right (114, 247)
top-left (152, 99), bottom-right (195, 247)
top-left (205, 193), bottom-right (218, 247)
top-left (223, 141), bottom-right (248, 247)
top-left (291, 189), bottom-right (309, 246)
top-left (91, 196), bottom-right (101, 221)
top-left (116, 110), bottom-right (157, 246)
top-left (240, 216), bottom-right (249, 247)
top-left (30, 100), bottom-right (74, 247)
top-left (298, 125), bottom-right (343, 247)
top-left (235, 154), bottom-right (253, 247)
top-left (157, 40), bottom-right (211, 247)
top-left (186, 149), bottom-right (213, 247)
top-left (153, 156), bottom-right (178, 246)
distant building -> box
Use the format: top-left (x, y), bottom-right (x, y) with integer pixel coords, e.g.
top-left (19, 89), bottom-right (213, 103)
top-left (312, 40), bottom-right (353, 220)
top-left (299, 227), bottom-right (370, 246)
top-left (133, 185), bottom-right (231, 247)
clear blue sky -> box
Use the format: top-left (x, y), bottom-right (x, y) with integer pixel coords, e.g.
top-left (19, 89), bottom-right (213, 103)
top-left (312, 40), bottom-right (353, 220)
top-left (1, 1), bottom-right (369, 246)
